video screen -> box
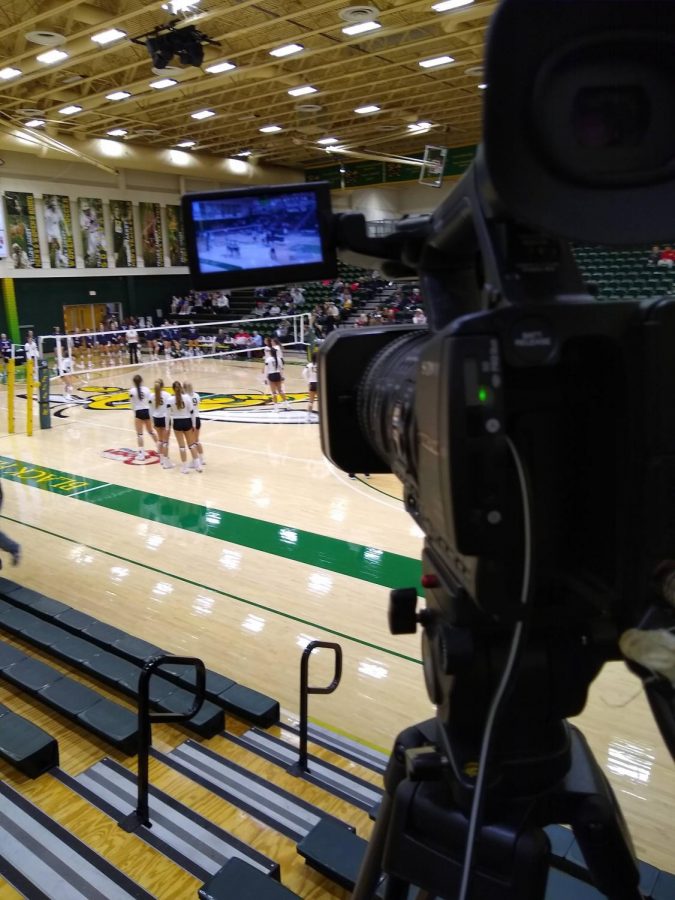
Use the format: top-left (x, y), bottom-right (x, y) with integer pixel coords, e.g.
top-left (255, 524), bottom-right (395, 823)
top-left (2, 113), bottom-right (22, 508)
top-left (183, 182), bottom-right (337, 289)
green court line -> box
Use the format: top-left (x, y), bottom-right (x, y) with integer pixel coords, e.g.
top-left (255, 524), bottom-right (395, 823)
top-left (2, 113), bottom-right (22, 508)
top-left (0, 455), bottom-right (422, 591)
top-left (1, 513), bottom-right (422, 666)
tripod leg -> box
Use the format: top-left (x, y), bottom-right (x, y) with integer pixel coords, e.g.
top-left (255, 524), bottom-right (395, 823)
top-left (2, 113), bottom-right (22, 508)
top-left (352, 792), bottom-right (394, 900)
top-left (562, 728), bottom-right (644, 900)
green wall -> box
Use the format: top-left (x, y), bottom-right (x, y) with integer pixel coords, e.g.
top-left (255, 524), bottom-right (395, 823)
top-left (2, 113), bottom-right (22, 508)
top-left (7, 274), bottom-right (192, 335)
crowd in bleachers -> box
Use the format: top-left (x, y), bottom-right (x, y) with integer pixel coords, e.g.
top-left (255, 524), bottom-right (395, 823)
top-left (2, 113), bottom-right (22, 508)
top-left (169, 290), bottom-right (231, 316)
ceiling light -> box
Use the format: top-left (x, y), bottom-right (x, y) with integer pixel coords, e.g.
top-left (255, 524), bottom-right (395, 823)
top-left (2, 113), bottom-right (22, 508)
top-left (354, 104), bottom-right (380, 114)
top-left (91, 28), bottom-right (126, 45)
top-left (419, 55), bottom-right (455, 68)
top-left (37, 49), bottom-right (68, 64)
top-left (235, 150), bottom-right (252, 157)
top-left (288, 85), bottom-right (317, 97)
top-left (176, 139), bottom-right (196, 147)
top-left (150, 78), bottom-right (177, 89)
top-left (408, 121), bottom-right (433, 131)
top-left (259, 125), bottom-right (282, 133)
top-left (24, 119), bottom-right (45, 128)
top-left (191, 109), bottom-right (215, 119)
top-left (342, 21), bottom-right (381, 35)
top-left (107, 128), bottom-right (128, 136)
top-left (0, 67), bottom-right (21, 80)
top-left (478, 82), bottom-right (487, 89)
top-left (269, 43), bottom-right (303, 57)
top-left (162, 0), bottom-right (201, 11)
top-left (59, 105), bottom-right (82, 115)
top-left (317, 137), bottom-right (339, 145)
top-left (205, 60), bottom-right (236, 73)
top-left (432, 0), bottom-right (474, 9)
top-left (106, 90), bottom-right (131, 101)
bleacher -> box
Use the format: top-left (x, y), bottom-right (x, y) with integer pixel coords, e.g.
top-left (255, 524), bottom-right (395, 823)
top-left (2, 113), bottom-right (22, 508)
top-left (573, 244), bottom-right (673, 300)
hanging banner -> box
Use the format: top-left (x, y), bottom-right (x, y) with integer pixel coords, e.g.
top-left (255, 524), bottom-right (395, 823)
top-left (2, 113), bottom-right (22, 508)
top-left (43, 195), bottom-right (76, 268)
top-left (5, 191), bottom-right (42, 268)
top-left (110, 200), bottom-right (137, 267)
top-left (78, 197), bottom-right (108, 268)
top-left (0, 197), bottom-right (7, 258)
top-left (166, 204), bottom-right (187, 266)
top-left (139, 201), bottom-right (164, 267)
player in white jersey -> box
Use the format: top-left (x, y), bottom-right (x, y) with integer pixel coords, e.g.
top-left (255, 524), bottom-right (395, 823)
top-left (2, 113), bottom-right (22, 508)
top-left (168, 380), bottom-right (202, 473)
top-left (183, 381), bottom-right (205, 468)
top-left (302, 351), bottom-right (318, 422)
top-left (263, 345), bottom-right (287, 410)
top-left (58, 353), bottom-right (76, 401)
top-left (130, 374), bottom-right (157, 460)
top-left (148, 379), bottom-right (174, 469)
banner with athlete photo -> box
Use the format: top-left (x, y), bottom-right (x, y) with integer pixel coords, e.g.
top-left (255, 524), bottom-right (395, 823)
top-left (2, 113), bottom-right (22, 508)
top-left (0, 198), bottom-right (7, 258)
top-left (109, 200), bottom-right (136, 267)
top-left (166, 204), bottom-right (187, 266)
top-left (78, 197), bottom-right (108, 268)
top-left (4, 191), bottom-right (41, 268)
top-left (43, 195), bottom-right (75, 268)
top-left (139, 201), bottom-right (164, 267)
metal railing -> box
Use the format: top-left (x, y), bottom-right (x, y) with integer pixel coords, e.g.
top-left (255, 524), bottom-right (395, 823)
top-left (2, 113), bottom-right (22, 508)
top-left (119, 654), bottom-right (205, 832)
top-left (291, 640), bottom-right (342, 774)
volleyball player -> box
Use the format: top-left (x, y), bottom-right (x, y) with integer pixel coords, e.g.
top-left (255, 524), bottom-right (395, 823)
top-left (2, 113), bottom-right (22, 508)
top-left (270, 336), bottom-right (289, 408)
top-left (59, 352), bottom-right (75, 401)
top-left (130, 374), bottom-right (157, 460)
top-left (148, 379), bottom-right (174, 469)
top-left (302, 351), bottom-right (318, 422)
top-left (186, 322), bottom-right (200, 356)
top-left (263, 344), bottom-right (286, 410)
top-left (0, 334), bottom-right (11, 383)
top-left (168, 380), bottom-right (202, 473)
top-left (183, 381), bottom-right (205, 468)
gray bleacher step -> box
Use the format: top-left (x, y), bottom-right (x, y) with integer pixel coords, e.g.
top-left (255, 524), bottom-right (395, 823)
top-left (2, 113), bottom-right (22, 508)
top-left (0, 587), bottom-right (279, 727)
top-left (0, 778), bottom-right (153, 900)
top-left (199, 858), bottom-right (300, 900)
top-left (228, 728), bottom-right (383, 814)
top-left (282, 721), bottom-right (388, 774)
top-left (297, 817), bottom-right (372, 892)
top-left (0, 703), bottom-right (59, 777)
top-left (156, 739), bottom-right (351, 842)
top-left (55, 758), bottom-right (279, 885)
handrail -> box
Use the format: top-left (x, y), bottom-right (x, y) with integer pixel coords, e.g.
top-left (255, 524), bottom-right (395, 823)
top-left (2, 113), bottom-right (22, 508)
top-left (119, 654), bottom-right (206, 833)
top-left (291, 640), bottom-right (342, 774)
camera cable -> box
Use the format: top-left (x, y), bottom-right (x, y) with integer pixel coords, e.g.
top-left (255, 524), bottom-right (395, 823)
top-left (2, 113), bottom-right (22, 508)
top-left (457, 434), bottom-right (534, 900)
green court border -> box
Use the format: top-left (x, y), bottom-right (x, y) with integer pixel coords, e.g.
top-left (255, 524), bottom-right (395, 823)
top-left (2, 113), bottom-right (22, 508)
top-left (1, 513), bottom-right (422, 666)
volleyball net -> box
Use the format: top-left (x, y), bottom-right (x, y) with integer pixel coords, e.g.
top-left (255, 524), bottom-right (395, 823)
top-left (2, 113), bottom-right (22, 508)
top-left (39, 313), bottom-right (311, 380)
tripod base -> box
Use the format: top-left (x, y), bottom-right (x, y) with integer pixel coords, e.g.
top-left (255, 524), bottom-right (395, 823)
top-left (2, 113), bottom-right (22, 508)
top-left (353, 722), bottom-right (644, 900)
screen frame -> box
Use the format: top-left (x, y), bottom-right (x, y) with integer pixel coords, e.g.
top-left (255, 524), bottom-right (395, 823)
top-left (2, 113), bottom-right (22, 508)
top-left (182, 181), bottom-right (337, 290)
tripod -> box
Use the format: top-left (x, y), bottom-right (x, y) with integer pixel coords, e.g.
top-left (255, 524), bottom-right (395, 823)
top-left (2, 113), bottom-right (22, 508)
top-left (352, 715), bottom-right (645, 900)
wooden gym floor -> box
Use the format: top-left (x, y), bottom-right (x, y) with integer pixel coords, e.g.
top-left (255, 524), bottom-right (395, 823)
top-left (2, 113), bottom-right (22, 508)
top-left (0, 354), bottom-right (671, 877)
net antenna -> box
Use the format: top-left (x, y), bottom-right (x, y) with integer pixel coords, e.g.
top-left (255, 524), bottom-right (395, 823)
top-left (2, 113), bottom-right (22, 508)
top-left (419, 145), bottom-right (448, 188)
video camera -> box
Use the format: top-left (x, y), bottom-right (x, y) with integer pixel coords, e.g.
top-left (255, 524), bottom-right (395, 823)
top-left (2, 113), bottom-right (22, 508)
top-left (183, 1), bottom-right (675, 896)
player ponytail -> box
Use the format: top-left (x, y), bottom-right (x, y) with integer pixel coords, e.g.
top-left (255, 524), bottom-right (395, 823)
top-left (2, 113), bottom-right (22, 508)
top-left (172, 380), bottom-right (184, 410)
top-left (132, 373), bottom-right (142, 401)
top-left (154, 379), bottom-right (163, 407)
top-left (270, 347), bottom-right (279, 370)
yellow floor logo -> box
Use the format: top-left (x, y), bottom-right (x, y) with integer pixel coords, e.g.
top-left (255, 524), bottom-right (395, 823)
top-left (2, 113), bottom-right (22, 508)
top-left (47, 386), bottom-right (316, 425)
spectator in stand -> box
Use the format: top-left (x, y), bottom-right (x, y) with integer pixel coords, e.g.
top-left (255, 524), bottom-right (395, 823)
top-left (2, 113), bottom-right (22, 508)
top-left (290, 286), bottom-right (305, 306)
top-left (356, 311), bottom-right (369, 327)
top-left (253, 300), bottom-right (267, 317)
top-left (332, 278), bottom-right (344, 296)
top-left (412, 308), bottom-right (427, 325)
top-left (648, 246), bottom-right (661, 266)
top-left (269, 300), bottom-right (281, 317)
top-left (658, 246), bottom-right (675, 267)
top-left (247, 331), bottom-right (263, 359)
top-left (215, 291), bottom-right (230, 311)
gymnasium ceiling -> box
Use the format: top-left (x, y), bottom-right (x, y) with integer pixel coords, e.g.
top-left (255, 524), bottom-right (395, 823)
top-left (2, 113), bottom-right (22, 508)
top-left (0, 0), bottom-right (493, 171)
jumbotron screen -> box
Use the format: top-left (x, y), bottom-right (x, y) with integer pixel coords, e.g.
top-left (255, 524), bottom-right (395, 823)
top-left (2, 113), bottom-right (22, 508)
top-left (183, 182), bottom-right (337, 289)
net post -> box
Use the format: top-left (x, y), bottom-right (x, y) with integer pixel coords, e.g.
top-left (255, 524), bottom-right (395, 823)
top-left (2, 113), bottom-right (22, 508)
top-left (7, 357), bottom-right (15, 435)
top-left (26, 358), bottom-right (33, 437)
